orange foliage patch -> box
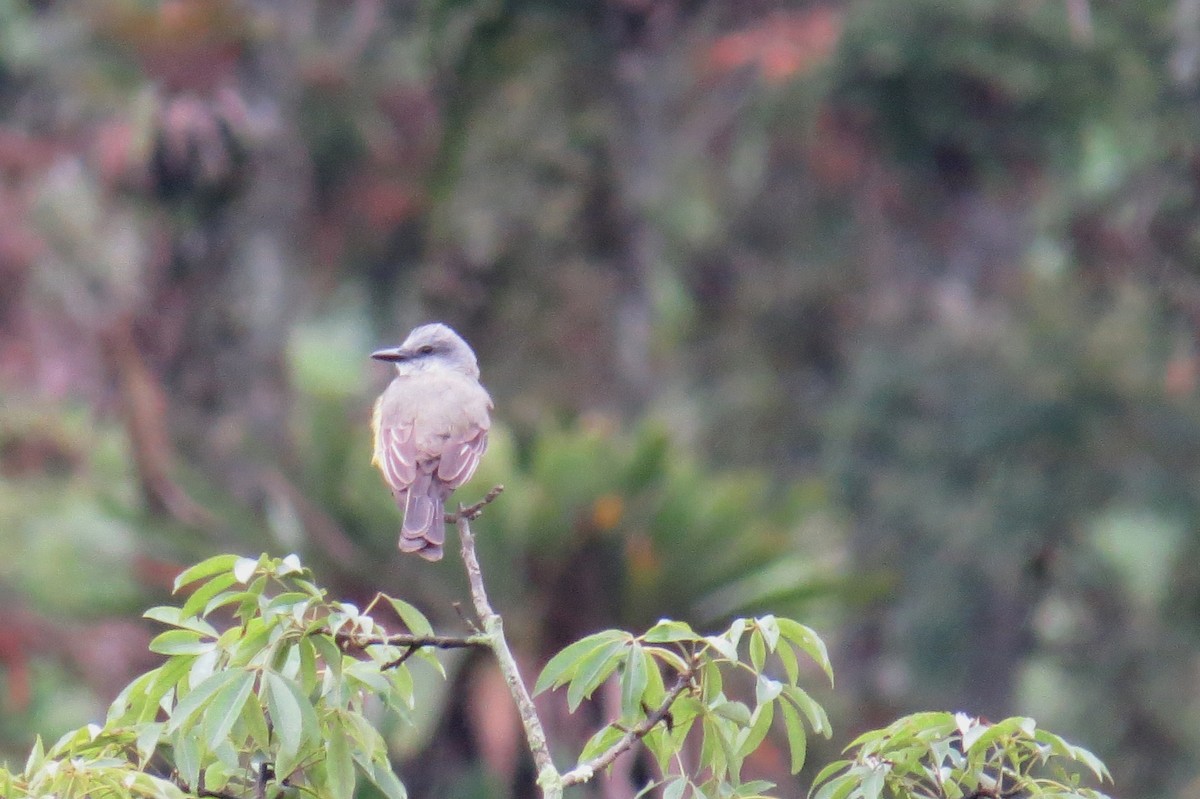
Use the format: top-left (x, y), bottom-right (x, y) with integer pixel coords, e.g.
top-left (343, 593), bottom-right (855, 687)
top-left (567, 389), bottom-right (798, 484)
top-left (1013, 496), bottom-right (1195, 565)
top-left (705, 7), bottom-right (844, 84)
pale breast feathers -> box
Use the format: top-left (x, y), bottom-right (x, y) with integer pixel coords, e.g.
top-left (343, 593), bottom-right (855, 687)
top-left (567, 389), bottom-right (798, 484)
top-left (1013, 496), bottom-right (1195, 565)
top-left (372, 373), bottom-right (492, 493)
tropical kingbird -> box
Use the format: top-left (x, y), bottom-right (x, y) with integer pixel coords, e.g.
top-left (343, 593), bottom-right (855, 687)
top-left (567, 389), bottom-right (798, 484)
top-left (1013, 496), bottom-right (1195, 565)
top-left (371, 323), bottom-right (492, 560)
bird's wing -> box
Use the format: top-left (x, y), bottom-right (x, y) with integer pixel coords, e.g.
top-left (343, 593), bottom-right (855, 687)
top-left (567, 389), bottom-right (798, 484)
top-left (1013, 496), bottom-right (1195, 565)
top-left (373, 417), bottom-right (420, 492)
top-left (436, 425), bottom-right (489, 488)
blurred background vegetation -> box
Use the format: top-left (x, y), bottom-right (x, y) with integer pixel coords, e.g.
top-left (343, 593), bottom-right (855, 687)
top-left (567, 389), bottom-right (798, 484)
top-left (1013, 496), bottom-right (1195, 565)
top-left (1, 0), bottom-right (1199, 796)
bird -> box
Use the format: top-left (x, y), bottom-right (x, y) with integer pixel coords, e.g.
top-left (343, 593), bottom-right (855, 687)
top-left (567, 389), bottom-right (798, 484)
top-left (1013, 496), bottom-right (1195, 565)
top-left (370, 323), bottom-right (492, 560)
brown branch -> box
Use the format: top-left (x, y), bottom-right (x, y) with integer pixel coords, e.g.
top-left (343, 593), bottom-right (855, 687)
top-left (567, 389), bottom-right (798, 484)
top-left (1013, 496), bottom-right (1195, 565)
top-left (335, 631), bottom-right (489, 651)
top-left (560, 668), bottom-right (696, 787)
top-left (445, 484), bottom-right (505, 523)
top-left (456, 505), bottom-right (560, 794)
top-left (334, 631), bottom-right (490, 668)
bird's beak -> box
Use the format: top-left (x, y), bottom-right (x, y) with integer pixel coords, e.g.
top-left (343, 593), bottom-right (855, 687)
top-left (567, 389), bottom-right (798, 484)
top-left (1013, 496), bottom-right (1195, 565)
top-left (371, 347), bottom-right (407, 362)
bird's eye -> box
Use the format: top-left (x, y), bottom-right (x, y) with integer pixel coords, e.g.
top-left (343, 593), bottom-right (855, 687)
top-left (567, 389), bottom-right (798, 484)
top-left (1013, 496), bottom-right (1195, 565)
top-left (418, 345), bottom-right (434, 355)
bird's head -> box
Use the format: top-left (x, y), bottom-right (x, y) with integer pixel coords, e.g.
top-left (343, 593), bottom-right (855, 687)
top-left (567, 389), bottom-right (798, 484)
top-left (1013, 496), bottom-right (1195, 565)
top-left (371, 323), bottom-right (480, 378)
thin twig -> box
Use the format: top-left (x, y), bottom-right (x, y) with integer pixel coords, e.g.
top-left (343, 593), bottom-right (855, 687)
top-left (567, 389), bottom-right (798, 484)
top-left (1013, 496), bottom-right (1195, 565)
top-left (456, 504), bottom-right (560, 794)
top-left (445, 484), bottom-right (505, 522)
top-left (335, 631), bottom-right (490, 652)
top-left (453, 601), bottom-right (481, 634)
top-left (560, 668), bottom-right (696, 786)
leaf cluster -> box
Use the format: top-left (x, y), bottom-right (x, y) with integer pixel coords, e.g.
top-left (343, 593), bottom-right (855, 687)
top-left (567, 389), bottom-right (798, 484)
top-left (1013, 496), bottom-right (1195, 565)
top-left (812, 712), bottom-right (1112, 799)
top-left (536, 615), bottom-right (836, 798)
top-left (2, 553), bottom-right (442, 799)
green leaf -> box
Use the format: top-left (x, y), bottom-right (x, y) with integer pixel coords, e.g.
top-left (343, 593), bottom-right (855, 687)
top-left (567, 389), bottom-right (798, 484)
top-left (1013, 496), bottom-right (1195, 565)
top-left (645, 645), bottom-right (691, 674)
top-left (23, 735), bottom-right (44, 778)
top-left (776, 618), bottom-right (833, 686)
top-left (779, 701), bottom-right (807, 773)
top-left (149, 629), bottom-right (214, 656)
top-left (734, 779), bottom-right (777, 797)
top-left (775, 638), bottom-right (799, 685)
top-left (235, 575), bottom-right (269, 622)
top-left (782, 685), bottom-right (831, 737)
top-left (172, 728), bottom-right (202, 788)
top-left (621, 643), bottom-right (649, 720)
top-left (966, 716), bottom-right (1032, 758)
top-left (384, 595), bottom-right (434, 637)
top-left (143, 606), bottom-right (182, 626)
top-left (567, 638), bottom-right (627, 711)
top-left (813, 773), bottom-right (857, 799)
top-left (738, 701), bottom-right (774, 757)
top-left (325, 720), bottom-right (356, 799)
top-left (578, 723), bottom-right (625, 765)
top-left (534, 630), bottom-right (625, 695)
top-left (642, 648), bottom-right (666, 707)
top-left (749, 630), bottom-right (766, 672)
top-left (167, 669), bottom-right (245, 733)
top-left (202, 670), bottom-right (255, 749)
top-left (663, 778), bottom-right (687, 799)
top-left (107, 669), bottom-right (156, 724)
top-left (811, 759), bottom-right (852, 790)
top-left (136, 722), bottom-right (164, 766)
top-left (362, 757), bottom-right (409, 799)
top-left (241, 687), bottom-right (272, 751)
top-left (181, 572), bottom-right (239, 620)
top-left (643, 619), bottom-right (699, 643)
top-left (174, 554), bottom-right (240, 593)
top-left (701, 715), bottom-right (737, 781)
top-left (229, 619), bottom-right (274, 667)
top-left (860, 765), bottom-right (886, 799)
top-left (643, 724), bottom-right (673, 774)
top-left (144, 655), bottom-right (197, 720)
top-left (264, 671), bottom-right (306, 765)
top-left (700, 659), bottom-right (723, 703)
top-left (298, 638), bottom-right (319, 694)
top-left (310, 633), bottom-right (345, 682)
top-left (713, 700), bottom-right (751, 726)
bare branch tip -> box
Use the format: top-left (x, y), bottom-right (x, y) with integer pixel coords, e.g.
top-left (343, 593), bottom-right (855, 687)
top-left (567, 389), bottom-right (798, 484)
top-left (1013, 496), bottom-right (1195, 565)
top-left (446, 484), bottom-right (505, 523)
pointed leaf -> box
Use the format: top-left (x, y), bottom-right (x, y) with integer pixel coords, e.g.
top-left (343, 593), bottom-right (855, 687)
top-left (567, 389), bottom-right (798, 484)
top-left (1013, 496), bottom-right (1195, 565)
top-left (167, 669), bottom-right (244, 733)
top-left (780, 701), bottom-right (808, 773)
top-left (181, 573), bottom-right (239, 620)
top-left (383, 596), bottom-right (434, 637)
top-left (777, 618), bottom-right (833, 686)
top-left (567, 639), bottom-right (627, 711)
top-left (621, 643), bottom-right (649, 720)
top-left (326, 721), bottom-right (355, 799)
top-left (643, 619), bottom-right (698, 643)
top-left (535, 630), bottom-right (625, 695)
top-left (264, 671), bottom-right (305, 763)
top-left (149, 630), bottom-right (214, 656)
top-left (174, 554), bottom-right (240, 593)
top-left (203, 671), bottom-right (255, 749)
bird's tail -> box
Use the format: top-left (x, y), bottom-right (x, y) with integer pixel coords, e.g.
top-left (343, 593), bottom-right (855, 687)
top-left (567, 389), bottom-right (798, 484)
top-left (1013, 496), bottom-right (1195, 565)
top-left (398, 471), bottom-right (445, 561)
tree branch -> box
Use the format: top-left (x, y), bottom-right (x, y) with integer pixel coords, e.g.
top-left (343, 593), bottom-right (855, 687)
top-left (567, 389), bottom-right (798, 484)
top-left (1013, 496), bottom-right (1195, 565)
top-left (335, 632), bottom-right (490, 652)
top-left (560, 668), bottom-right (695, 787)
top-left (445, 484), bottom-right (505, 522)
top-left (455, 499), bottom-right (561, 796)
top-left (334, 631), bottom-right (491, 668)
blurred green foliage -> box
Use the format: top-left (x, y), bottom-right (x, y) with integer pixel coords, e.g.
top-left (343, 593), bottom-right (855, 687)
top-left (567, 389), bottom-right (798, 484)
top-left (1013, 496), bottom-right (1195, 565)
top-left (2, 0), bottom-right (1200, 796)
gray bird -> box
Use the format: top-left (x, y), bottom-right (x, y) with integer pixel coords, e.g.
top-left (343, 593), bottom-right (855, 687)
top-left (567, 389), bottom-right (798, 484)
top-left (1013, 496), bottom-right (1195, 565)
top-left (370, 324), bottom-right (492, 560)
